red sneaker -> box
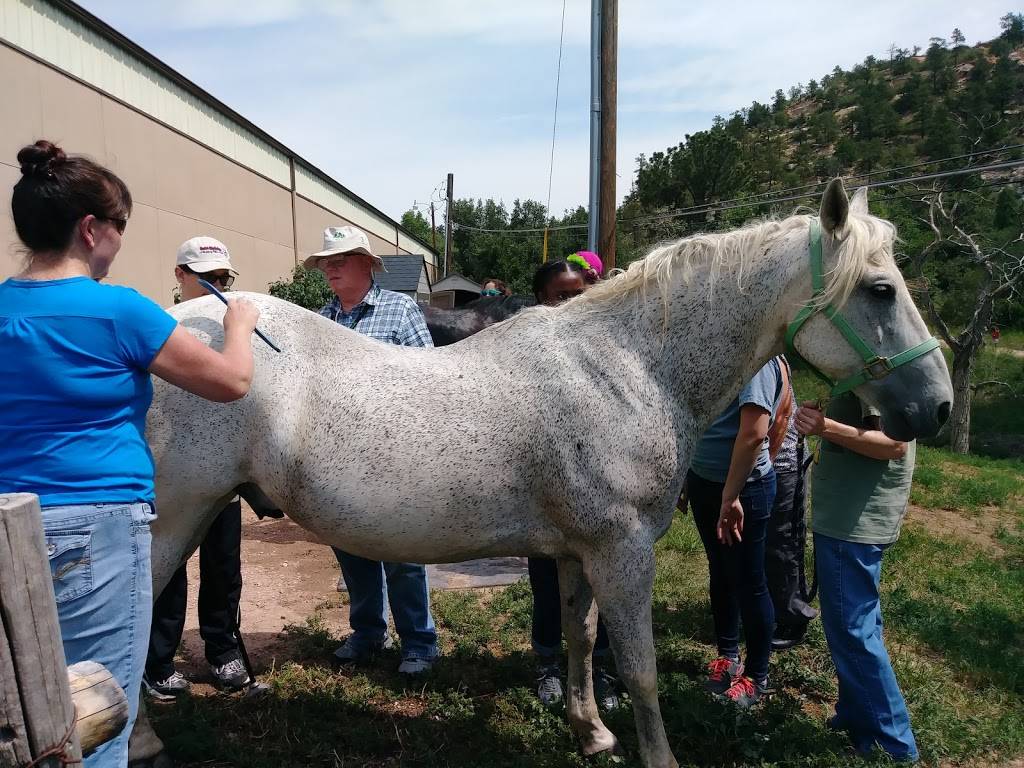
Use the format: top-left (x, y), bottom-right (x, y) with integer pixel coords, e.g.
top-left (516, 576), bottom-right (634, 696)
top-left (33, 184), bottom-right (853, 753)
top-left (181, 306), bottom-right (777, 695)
top-left (704, 657), bottom-right (743, 695)
top-left (722, 675), bottom-right (766, 708)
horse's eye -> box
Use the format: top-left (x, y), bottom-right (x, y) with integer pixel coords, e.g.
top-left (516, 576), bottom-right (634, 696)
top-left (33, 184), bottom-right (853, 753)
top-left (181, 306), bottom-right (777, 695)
top-left (870, 284), bottom-right (895, 300)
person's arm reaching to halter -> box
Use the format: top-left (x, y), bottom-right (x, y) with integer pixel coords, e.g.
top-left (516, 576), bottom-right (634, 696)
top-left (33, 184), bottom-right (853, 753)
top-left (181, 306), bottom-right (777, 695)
top-left (794, 402), bottom-right (907, 461)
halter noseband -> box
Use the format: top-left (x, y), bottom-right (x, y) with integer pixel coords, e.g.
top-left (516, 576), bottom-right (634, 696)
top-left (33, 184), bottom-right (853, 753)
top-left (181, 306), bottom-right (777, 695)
top-left (784, 218), bottom-right (940, 398)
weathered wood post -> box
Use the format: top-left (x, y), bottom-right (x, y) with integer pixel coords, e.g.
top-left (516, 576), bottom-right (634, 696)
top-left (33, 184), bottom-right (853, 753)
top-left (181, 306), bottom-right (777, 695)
top-left (0, 493), bottom-right (83, 767)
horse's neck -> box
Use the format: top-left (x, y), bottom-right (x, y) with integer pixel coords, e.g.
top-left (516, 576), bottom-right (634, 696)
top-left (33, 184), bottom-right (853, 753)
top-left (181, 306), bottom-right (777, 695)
top-left (567, 227), bottom-right (810, 431)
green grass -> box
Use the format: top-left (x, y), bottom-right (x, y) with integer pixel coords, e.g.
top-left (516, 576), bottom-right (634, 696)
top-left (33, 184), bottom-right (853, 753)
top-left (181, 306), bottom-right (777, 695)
top-left (148, 448), bottom-right (1024, 767)
top-left (911, 445), bottom-right (1024, 514)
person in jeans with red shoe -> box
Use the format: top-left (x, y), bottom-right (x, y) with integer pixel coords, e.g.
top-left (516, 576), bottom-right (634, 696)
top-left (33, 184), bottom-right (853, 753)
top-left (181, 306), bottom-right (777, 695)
top-left (687, 357), bottom-right (785, 708)
top-left (795, 396), bottom-right (919, 761)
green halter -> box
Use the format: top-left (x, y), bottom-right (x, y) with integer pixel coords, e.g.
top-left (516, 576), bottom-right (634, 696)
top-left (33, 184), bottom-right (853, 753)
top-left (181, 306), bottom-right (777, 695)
top-left (784, 218), bottom-right (940, 398)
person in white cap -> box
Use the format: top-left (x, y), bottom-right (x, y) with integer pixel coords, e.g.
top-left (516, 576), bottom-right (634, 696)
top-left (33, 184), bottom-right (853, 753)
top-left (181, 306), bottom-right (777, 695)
top-left (144, 237), bottom-right (277, 698)
top-left (308, 225), bottom-right (438, 675)
top-left (173, 236), bottom-right (237, 300)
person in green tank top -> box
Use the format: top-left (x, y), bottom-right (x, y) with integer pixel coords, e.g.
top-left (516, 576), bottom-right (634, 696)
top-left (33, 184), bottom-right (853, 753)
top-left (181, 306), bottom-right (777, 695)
top-left (795, 393), bottom-right (918, 761)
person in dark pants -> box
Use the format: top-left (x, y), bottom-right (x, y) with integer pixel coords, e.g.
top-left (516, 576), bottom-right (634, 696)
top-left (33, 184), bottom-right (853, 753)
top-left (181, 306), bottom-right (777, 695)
top-left (765, 358), bottom-right (818, 650)
top-left (526, 259), bottom-right (619, 711)
top-left (146, 497), bottom-right (245, 697)
top-left (144, 238), bottom-right (279, 698)
top-left (687, 357), bottom-right (784, 708)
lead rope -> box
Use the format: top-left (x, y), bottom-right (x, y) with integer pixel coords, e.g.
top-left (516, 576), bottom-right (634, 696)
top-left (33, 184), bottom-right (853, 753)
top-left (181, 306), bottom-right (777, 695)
top-left (23, 706), bottom-right (80, 767)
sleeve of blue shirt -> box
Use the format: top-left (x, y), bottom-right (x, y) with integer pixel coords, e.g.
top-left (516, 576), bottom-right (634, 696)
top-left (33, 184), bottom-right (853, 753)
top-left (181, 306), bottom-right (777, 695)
top-left (114, 288), bottom-right (179, 369)
top-left (738, 358), bottom-right (782, 416)
top-left (398, 301), bottom-right (434, 348)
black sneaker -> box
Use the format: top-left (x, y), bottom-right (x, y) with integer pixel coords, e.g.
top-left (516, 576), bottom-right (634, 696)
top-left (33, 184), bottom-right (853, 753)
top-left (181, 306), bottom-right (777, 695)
top-left (771, 622), bottom-right (809, 651)
top-left (143, 670), bottom-right (190, 701)
top-left (536, 661), bottom-right (564, 706)
top-left (210, 658), bottom-right (250, 691)
top-left (593, 666), bottom-right (621, 712)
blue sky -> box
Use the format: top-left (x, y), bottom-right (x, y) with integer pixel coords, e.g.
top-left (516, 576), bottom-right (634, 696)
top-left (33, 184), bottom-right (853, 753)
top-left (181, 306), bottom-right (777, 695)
top-left (78, 1), bottom-right (1009, 221)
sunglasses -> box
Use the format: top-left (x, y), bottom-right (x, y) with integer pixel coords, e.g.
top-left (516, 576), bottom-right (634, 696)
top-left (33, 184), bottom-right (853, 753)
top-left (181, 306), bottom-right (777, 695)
top-left (480, 288), bottom-right (502, 297)
top-left (97, 216), bottom-right (128, 235)
top-left (181, 265), bottom-right (235, 288)
top-left (317, 255), bottom-right (352, 270)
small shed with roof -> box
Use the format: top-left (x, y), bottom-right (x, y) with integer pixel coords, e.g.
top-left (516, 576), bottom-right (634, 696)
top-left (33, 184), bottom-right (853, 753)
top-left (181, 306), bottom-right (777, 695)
top-left (378, 255), bottom-right (433, 305)
top-left (429, 273), bottom-right (482, 309)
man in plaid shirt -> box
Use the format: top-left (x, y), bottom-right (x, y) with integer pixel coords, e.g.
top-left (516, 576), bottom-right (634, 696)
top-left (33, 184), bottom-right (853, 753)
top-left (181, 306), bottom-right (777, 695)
top-left (307, 225), bottom-right (438, 676)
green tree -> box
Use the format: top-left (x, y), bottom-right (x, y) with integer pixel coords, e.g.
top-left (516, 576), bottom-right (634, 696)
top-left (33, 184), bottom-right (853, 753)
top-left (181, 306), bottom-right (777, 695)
top-left (920, 103), bottom-right (962, 158)
top-left (1000, 11), bottom-right (1024, 44)
top-left (268, 266), bottom-right (332, 312)
top-left (400, 209), bottom-right (438, 251)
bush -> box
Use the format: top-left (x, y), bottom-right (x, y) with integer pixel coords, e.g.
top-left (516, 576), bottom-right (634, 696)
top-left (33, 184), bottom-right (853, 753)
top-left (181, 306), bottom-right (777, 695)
top-left (268, 265), bottom-right (332, 311)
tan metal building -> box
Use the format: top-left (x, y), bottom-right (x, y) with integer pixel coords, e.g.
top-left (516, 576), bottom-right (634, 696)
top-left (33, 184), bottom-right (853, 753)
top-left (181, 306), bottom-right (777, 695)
top-left (0, 0), bottom-right (438, 305)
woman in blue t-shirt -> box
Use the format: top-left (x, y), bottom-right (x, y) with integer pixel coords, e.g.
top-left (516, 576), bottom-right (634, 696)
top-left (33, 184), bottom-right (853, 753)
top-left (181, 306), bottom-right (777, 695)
top-left (0, 140), bottom-right (261, 767)
top-left (686, 357), bottom-right (785, 708)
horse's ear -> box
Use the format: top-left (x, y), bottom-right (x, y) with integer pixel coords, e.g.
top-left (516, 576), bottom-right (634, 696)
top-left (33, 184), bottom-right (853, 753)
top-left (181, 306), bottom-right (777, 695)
top-left (850, 186), bottom-right (869, 215)
top-left (819, 178), bottom-right (849, 234)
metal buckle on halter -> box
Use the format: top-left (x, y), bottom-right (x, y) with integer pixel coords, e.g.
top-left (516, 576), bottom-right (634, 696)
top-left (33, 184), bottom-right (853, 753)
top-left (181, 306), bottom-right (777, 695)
top-left (863, 356), bottom-right (894, 380)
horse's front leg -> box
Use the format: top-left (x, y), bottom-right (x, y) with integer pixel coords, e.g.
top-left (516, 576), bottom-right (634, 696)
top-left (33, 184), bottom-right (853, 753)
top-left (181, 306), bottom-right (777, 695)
top-left (557, 557), bottom-right (619, 756)
top-left (589, 539), bottom-right (678, 768)
top-left (127, 698), bottom-right (169, 768)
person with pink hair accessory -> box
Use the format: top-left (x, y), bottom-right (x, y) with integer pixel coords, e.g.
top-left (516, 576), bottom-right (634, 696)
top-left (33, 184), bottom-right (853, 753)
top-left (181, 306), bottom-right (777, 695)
top-left (568, 251), bottom-right (603, 284)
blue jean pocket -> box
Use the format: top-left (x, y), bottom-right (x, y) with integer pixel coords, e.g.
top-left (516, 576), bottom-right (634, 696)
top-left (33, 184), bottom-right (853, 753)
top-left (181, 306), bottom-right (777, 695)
top-left (46, 531), bottom-right (94, 603)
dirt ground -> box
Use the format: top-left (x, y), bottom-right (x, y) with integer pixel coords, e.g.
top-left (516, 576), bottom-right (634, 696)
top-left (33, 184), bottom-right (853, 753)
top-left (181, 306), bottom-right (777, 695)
top-left (173, 504), bottom-right (527, 686)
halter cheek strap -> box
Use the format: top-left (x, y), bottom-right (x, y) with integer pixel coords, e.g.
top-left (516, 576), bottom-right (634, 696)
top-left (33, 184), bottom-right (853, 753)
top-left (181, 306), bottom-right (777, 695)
top-left (785, 218), bottom-right (940, 398)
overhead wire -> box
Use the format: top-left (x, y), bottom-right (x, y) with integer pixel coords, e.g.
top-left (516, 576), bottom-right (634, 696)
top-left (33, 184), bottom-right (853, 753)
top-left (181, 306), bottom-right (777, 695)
top-left (450, 157), bottom-right (1024, 234)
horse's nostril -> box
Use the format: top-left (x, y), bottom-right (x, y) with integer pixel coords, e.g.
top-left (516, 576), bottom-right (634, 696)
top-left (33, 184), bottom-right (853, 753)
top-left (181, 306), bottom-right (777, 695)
top-left (937, 401), bottom-right (951, 425)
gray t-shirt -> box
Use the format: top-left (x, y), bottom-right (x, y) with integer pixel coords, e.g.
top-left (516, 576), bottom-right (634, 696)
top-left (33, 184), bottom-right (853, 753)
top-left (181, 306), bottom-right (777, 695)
top-left (811, 393), bottom-right (916, 545)
top-left (691, 358), bottom-right (784, 484)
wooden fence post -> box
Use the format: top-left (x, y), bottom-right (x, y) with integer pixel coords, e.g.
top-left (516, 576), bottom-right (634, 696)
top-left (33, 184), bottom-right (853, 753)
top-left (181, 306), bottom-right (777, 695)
top-left (0, 493), bottom-right (82, 767)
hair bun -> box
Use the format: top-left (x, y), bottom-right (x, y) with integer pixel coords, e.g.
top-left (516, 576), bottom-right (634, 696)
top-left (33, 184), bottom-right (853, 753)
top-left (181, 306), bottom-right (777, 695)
top-left (17, 140), bottom-right (67, 178)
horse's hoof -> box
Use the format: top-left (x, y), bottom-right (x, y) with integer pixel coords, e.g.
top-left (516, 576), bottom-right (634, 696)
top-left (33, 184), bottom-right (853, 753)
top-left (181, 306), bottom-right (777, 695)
top-left (128, 750), bottom-right (174, 768)
top-left (581, 733), bottom-right (623, 758)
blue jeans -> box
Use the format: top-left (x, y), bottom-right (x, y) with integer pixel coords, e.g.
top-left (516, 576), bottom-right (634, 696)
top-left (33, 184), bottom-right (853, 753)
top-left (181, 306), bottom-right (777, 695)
top-left (688, 469), bottom-right (776, 683)
top-left (332, 548), bottom-right (438, 659)
top-left (815, 533), bottom-right (919, 761)
top-left (43, 502), bottom-right (156, 768)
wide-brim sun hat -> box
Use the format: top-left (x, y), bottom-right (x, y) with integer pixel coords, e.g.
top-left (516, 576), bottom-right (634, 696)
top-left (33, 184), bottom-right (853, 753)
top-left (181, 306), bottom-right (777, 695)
top-left (304, 225), bottom-right (385, 271)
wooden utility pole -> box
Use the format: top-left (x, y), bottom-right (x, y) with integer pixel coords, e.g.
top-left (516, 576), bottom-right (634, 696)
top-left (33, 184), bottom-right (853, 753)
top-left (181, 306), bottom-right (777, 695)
top-left (429, 203), bottom-right (437, 252)
top-left (443, 173), bottom-right (454, 277)
top-left (599, 0), bottom-right (617, 270)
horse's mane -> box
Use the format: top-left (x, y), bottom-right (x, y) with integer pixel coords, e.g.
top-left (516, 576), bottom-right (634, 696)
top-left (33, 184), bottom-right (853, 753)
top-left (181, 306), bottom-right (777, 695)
top-left (575, 211), bottom-right (896, 317)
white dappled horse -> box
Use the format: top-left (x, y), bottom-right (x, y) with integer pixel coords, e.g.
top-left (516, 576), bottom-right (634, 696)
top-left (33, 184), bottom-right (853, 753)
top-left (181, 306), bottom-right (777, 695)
top-left (131, 181), bottom-right (952, 768)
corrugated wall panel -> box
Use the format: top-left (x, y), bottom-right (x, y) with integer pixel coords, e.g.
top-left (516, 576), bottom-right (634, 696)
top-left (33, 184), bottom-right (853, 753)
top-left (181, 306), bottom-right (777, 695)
top-left (0, 0), bottom-right (437, 260)
top-left (295, 164), bottom-right (399, 248)
top-left (0, 0), bottom-right (292, 187)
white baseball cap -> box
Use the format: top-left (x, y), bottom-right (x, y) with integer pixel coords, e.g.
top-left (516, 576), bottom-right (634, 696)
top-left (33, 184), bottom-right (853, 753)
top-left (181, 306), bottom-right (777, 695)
top-left (176, 237), bottom-right (238, 274)
top-left (304, 226), bottom-right (384, 271)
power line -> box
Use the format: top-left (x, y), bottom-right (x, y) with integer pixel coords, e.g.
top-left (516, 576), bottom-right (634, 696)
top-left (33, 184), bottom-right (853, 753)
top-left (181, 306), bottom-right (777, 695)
top-left (631, 142), bottom-right (1024, 222)
top-left (451, 159), bottom-right (1024, 234)
top-left (545, 0), bottom-right (567, 218)
top-left (622, 158), bottom-right (1024, 226)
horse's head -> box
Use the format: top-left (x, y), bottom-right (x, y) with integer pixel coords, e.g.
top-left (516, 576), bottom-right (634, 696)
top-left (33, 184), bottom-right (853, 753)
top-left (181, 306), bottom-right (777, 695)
top-left (787, 179), bottom-right (953, 441)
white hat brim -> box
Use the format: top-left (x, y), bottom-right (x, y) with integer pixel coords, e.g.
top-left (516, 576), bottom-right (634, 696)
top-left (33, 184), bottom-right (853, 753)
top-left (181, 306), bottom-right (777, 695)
top-left (303, 247), bottom-right (385, 270)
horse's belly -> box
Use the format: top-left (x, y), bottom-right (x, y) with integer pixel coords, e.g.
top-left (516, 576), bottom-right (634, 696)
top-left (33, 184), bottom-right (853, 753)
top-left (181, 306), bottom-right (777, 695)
top-left (286, 492), bottom-right (564, 564)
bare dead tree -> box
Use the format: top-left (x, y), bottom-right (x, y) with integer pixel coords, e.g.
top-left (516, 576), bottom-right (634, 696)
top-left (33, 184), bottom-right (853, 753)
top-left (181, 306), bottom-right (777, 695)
top-left (914, 188), bottom-right (1024, 454)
